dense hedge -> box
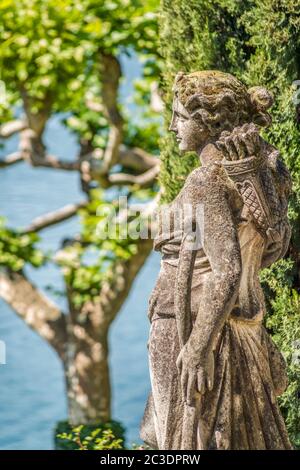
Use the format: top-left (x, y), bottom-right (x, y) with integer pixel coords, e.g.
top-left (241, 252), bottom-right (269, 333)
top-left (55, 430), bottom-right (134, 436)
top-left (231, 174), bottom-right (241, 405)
top-left (159, 0), bottom-right (300, 447)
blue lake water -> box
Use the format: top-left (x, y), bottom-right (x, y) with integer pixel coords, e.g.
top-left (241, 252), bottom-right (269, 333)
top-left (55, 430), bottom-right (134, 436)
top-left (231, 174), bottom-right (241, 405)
top-left (0, 54), bottom-right (160, 449)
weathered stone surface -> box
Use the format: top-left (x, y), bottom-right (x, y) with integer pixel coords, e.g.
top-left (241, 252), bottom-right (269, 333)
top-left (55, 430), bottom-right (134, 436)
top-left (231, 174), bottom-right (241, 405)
top-left (140, 70), bottom-right (292, 450)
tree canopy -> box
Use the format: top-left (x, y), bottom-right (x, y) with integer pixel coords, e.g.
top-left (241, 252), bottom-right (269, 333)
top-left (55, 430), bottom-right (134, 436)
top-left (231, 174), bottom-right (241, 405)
top-left (0, 0), bottom-right (161, 430)
top-left (159, 0), bottom-right (300, 447)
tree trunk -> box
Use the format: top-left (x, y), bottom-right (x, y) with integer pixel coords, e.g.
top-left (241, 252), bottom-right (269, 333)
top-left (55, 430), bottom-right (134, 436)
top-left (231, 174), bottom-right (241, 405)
top-left (63, 237), bottom-right (154, 425)
top-left (64, 318), bottom-right (111, 425)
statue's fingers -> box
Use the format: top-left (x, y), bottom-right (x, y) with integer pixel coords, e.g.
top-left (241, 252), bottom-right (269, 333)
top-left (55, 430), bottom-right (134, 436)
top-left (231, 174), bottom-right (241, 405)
top-left (216, 130), bottom-right (231, 157)
top-left (232, 134), bottom-right (246, 159)
top-left (196, 367), bottom-right (206, 395)
top-left (215, 139), bottom-right (229, 159)
top-left (219, 130), bottom-right (231, 140)
top-left (181, 368), bottom-right (189, 403)
top-left (186, 371), bottom-right (197, 406)
top-left (207, 355), bottom-right (215, 392)
top-left (207, 376), bottom-right (214, 391)
top-left (241, 136), bottom-right (251, 159)
top-left (176, 351), bottom-right (183, 372)
top-left (240, 123), bottom-right (251, 133)
top-left (248, 122), bottom-right (258, 134)
top-left (247, 124), bottom-right (260, 153)
top-left (223, 137), bottom-right (232, 159)
top-left (224, 136), bottom-right (239, 161)
top-left (254, 132), bottom-right (263, 155)
top-left (243, 130), bottom-right (257, 156)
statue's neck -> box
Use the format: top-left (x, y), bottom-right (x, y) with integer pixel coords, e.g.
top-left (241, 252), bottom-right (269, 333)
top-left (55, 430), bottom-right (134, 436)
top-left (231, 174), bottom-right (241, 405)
top-left (198, 142), bottom-right (223, 166)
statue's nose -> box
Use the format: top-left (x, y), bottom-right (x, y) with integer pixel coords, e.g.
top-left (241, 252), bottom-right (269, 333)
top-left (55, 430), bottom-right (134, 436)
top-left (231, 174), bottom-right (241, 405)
top-left (169, 118), bottom-right (177, 133)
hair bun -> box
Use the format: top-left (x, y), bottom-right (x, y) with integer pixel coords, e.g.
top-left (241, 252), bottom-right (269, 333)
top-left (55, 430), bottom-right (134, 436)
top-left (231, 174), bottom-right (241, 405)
top-left (248, 86), bottom-right (273, 112)
top-left (174, 71), bottom-right (185, 85)
top-left (248, 86), bottom-right (273, 127)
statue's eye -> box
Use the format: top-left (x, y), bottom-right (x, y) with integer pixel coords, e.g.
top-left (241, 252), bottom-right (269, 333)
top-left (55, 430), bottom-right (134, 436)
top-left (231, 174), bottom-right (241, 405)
top-left (176, 112), bottom-right (187, 121)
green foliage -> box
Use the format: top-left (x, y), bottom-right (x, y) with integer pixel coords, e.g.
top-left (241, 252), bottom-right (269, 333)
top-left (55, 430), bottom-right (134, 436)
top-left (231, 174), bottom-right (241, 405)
top-left (237, 0), bottom-right (300, 254)
top-left (55, 420), bottom-right (125, 450)
top-left (261, 260), bottom-right (300, 448)
top-left (159, 0), bottom-right (211, 202)
top-left (0, 0), bottom-right (161, 164)
top-left (55, 420), bottom-right (155, 450)
top-left (0, 0), bottom-right (160, 439)
top-left (0, 0), bottom-right (159, 112)
top-left (0, 0), bottom-right (160, 305)
top-left (56, 189), bottom-right (154, 308)
top-left (159, 0), bottom-right (300, 446)
top-left (124, 118), bottom-right (161, 155)
top-left (57, 427), bottom-right (123, 450)
top-left (0, 217), bottom-right (45, 271)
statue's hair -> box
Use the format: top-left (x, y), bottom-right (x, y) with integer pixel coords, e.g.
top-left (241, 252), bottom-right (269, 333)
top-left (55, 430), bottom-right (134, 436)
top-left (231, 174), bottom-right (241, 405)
top-left (173, 70), bottom-right (273, 135)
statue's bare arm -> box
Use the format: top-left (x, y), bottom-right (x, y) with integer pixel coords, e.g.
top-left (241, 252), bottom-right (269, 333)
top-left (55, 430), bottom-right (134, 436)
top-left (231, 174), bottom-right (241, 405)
top-left (176, 165), bottom-right (242, 405)
top-left (174, 229), bottom-right (197, 348)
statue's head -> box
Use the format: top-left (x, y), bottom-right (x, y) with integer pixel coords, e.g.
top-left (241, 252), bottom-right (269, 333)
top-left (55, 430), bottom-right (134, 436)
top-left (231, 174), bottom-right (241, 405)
top-left (169, 70), bottom-right (273, 153)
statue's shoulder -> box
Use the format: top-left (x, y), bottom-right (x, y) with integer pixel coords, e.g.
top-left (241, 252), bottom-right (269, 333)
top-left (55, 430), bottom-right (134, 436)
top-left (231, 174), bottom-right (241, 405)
top-left (188, 162), bottom-right (229, 182)
top-left (184, 163), bottom-right (230, 200)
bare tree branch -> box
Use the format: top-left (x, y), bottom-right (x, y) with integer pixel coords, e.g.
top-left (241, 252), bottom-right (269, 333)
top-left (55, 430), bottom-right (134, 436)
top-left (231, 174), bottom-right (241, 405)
top-left (97, 237), bottom-right (154, 327)
top-left (0, 269), bottom-right (67, 358)
top-left (85, 198), bottom-right (159, 327)
top-left (74, 237), bottom-right (153, 334)
top-left (0, 152), bottom-right (24, 168)
top-left (150, 81), bottom-right (164, 113)
top-left (30, 154), bottom-right (81, 171)
top-left (108, 164), bottom-right (160, 186)
top-left (0, 123), bottom-right (160, 181)
top-left (0, 120), bottom-right (28, 138)
top-left (118, 146), bottom-right (160, 172)
top-left (82, 145), bottom-right (160, 183)
top-left (100, 54), bottom-right (123, 173)
top-left (23, 201), bottom-right (88, 233)
top-left (20, 87), bottom-right (52, 138)
top-left (0, 150), bottom-right (80, 171)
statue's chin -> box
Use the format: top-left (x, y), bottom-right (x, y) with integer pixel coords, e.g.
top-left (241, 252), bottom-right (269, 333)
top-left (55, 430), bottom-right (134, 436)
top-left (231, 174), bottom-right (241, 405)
top-left (178, 141), bottom-right (193, 153)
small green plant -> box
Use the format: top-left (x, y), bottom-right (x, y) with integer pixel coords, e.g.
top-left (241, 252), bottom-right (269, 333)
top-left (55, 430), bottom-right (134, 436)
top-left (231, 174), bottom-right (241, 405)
top-left (55, 421), bottom-right (125, 450)
top-left (131, 442), bottom-right (153, 450)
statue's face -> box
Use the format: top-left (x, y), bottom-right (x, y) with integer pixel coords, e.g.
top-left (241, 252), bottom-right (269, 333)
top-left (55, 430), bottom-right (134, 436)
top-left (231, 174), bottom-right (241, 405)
top-left (169, 96), bottom-right (209, 153)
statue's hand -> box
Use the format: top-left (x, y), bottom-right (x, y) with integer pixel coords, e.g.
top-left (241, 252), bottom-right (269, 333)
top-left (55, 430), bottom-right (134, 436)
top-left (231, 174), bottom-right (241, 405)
top-left (176, 344), bottom-right (214, 406)
top-left (215, 123), bottom-right (262, 161)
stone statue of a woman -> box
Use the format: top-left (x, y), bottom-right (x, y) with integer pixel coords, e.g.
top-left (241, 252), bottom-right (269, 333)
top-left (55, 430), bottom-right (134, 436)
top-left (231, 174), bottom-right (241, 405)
top-left (140, 70), bottom-right (293, 450)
